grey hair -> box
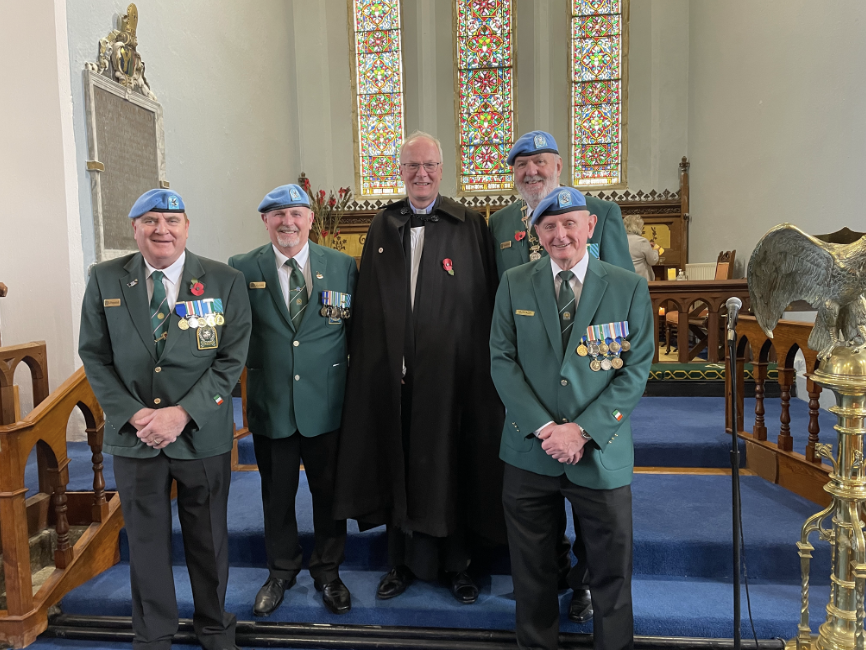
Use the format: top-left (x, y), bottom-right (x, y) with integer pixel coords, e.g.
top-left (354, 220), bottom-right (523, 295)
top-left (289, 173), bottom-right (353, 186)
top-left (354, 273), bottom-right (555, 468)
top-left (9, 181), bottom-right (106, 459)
top-left (623, 214), bottom-right (645, 236)
top-left (400, 131), bottom-right (444, 163)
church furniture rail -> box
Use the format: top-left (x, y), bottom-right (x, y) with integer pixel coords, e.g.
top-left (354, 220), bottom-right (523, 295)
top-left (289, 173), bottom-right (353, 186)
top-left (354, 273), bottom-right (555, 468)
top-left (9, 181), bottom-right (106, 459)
top-left (231, 368), bottom-right (255, 471)
top-left (648, 279), bottom-right (750, 364)
top-left (729, 316), bottom-right (830, 506)
top-left (0, 345), bottom-right (123, 648)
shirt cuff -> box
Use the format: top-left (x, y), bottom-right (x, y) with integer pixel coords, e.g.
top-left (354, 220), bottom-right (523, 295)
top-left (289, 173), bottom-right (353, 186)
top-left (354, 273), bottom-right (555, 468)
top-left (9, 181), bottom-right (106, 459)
top-left (534, 421), bottom-right (554, 438)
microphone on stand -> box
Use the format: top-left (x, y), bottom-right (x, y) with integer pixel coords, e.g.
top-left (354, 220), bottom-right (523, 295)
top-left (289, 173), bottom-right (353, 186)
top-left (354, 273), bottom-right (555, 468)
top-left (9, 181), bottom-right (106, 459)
top-left (725, 295), bottom-right (743, 650)
top-left (726, 297), bottom-right (743, 337)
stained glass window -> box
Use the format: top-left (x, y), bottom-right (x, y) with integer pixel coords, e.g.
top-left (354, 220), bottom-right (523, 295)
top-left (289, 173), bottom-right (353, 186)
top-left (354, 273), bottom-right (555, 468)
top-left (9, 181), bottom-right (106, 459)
top-left (571, 0), bottom-right (626, 187)
top-left (455, 0), bottom-right (514, 193)
top-left (351, 0), bottom-right (405, 196)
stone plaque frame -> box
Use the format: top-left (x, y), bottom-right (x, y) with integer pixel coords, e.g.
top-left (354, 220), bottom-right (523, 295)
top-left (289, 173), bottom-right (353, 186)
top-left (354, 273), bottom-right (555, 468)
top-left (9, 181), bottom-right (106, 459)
top-left (84, 69), bottom-right (167, 261)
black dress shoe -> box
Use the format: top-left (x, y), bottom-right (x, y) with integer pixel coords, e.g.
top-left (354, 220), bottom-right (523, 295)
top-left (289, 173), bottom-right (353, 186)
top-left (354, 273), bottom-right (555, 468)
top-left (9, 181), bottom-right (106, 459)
top-left (568, 588), bottom-right (593, 623)
top-left (253, 576), bottom-right (295, 616)
top-left (316, 577), bottom-right (352, 614)
top-left (449, 571), bottom-right (479, 604)
top-left (376, 566), bottom-right (413, 600)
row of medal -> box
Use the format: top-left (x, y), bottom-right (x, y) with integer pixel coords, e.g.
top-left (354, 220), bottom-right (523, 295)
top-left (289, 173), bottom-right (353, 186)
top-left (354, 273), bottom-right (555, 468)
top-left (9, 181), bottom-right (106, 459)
top-left (576, 322), bottom-right (630, 372)
top-left (175, 298), bottom-right (225, 330)
top-left (319, 290), bottom-right (352, 323)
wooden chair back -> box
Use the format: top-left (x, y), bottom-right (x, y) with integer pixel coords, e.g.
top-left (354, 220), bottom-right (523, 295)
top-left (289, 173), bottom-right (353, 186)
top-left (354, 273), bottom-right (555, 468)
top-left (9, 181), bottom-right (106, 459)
top-left (714, 250), bottom-right (735, 280)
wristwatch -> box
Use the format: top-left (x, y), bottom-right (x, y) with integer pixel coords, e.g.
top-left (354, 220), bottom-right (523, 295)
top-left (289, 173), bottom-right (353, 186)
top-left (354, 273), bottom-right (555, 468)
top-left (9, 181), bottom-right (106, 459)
top-left (580, 428), bottom-right (592, 441)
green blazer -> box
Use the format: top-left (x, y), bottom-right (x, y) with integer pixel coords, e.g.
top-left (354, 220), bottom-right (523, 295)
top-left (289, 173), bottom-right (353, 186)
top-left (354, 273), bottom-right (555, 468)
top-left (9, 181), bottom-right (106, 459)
top-left (489, 195), bottom-right (634, 279)
top-left (228, 242), bottom-right (358, 439)
top-left (489, 255), bottom-right (653, 489)
top-left (79, 251), bottom-right (252, 460)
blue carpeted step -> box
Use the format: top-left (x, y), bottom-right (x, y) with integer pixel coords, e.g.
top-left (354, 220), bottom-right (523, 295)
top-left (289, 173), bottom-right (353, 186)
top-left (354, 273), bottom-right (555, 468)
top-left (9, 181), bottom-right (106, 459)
top-left (57, 563), bottom-right (829, 639)
top-left (237, 433), bottom-right (256, 465)
top-left (117, 471), bottom-right (829, 582)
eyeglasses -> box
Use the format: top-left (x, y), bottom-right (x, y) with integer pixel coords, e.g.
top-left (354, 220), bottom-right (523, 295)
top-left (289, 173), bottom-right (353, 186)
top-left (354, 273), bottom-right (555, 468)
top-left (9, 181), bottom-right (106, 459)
top-left (401, 162), bottom-right (441, 173)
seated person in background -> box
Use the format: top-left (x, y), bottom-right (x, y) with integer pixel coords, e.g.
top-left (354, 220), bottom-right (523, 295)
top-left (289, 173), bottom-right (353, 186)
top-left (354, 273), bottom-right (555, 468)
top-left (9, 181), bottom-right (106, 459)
top-left (624, 214), bottom-right (662, 281)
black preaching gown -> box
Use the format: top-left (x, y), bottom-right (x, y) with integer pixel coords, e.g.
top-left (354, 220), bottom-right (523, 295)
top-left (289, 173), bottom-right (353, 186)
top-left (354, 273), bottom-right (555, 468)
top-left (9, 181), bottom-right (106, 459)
top-left (334, 196), bottom-right (506, 555)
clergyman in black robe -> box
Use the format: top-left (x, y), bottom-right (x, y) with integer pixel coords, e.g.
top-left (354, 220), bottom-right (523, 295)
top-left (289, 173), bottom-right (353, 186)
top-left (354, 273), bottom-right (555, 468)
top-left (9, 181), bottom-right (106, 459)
top-left (333, 132), bottom-right (505, 604)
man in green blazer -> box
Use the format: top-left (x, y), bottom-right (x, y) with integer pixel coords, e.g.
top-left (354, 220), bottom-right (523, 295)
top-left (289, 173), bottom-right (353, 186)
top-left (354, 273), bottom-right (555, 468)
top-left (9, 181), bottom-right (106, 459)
top-left (490, 131), bottom-right (634, 623)
top-left (228, 184), bottom-right (358, 617)
top-left (489, 130), bottom-right (633, 279)
top-left (79, 189), bottom-right (251, 650)
top-left (490, 187), bottom-right (653, 650)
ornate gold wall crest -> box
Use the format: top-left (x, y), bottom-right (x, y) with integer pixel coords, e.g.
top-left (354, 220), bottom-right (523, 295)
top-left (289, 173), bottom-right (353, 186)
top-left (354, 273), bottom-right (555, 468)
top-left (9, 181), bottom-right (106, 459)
top-left (85, 3), bottom-right (156, 100)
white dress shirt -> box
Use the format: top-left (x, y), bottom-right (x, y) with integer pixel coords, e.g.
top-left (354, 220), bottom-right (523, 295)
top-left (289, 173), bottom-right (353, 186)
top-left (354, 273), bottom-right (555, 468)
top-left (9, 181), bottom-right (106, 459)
top-left (145, 251), bottom-right (186, 312)
top-left (408, 198), bottom-right (436, 310)
top-left (272, 242), bottom-right (313, 306)
top-left (551, 252), bottom-right (589, 301)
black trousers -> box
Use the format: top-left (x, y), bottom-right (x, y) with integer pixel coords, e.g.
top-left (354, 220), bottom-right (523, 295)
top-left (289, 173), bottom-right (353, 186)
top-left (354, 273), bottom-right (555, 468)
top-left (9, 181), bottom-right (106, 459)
top-left (253, 431), bottom-right (346, 584)
top-left (503, 464), bottom-right (633, 650)
top-left (558, 504), bottom-right (589, 589)
top-left (113, 452), bottom-right (236, 650)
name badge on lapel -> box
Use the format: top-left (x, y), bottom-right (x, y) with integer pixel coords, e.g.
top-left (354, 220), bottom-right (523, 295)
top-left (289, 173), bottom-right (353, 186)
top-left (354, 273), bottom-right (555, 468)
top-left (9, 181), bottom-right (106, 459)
top-left (515, 309), bottom-right (535, 317)
top-left (103, 298), bottom-right (121, 307)
top-left (249, 281), bottom-right (266, 289)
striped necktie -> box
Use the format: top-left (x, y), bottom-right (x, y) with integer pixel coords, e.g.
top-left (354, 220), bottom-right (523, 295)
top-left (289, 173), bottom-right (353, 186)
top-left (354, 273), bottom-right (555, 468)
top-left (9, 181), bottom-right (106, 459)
top-left (557, 270), bottom-right (575, 350)
top-left (287, 258), bottom-right (307, 330)
top-left (150, 270), bottom-right (170, 357)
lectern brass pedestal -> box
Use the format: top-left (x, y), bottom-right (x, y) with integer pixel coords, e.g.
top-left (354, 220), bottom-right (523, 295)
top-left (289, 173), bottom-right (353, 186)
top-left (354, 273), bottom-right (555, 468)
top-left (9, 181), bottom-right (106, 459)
top-left (789, 347), bottom-right (866, 650)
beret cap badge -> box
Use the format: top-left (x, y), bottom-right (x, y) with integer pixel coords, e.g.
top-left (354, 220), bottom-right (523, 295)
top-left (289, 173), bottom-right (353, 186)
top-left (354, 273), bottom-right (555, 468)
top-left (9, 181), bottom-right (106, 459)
top-left (558, 190), bottom-right (573, 208)
top-left (533, 134), bottom-right (547, 148)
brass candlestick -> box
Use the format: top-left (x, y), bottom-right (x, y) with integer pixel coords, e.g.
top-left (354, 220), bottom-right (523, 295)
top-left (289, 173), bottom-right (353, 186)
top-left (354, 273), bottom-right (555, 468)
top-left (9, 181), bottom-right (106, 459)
top-left (790, 347), bottom-right (866, 650)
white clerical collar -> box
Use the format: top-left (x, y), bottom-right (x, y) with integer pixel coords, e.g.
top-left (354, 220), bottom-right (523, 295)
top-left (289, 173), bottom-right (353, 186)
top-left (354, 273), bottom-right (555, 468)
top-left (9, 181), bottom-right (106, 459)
top-left (409, 198), bottom-right (437, 214)
top-left (550, 251), bottom-right (589, 284)
top-left (273, 241), bottom-right (310, 270)
top-left (145, 251), bottom-right (186, 285)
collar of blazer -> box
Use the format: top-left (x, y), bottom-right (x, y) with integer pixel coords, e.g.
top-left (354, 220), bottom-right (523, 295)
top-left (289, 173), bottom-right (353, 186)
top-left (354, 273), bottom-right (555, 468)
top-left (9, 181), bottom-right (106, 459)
top-left (121, 250), bottom-right (205, 361)
top-left (530, 255), bottom-right (608, 367)
top-left (256, 242), bottom-right (328, 333)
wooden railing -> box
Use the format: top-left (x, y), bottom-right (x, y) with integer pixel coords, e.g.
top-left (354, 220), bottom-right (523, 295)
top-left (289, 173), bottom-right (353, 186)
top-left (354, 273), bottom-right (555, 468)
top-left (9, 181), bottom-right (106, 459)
top-left (728, 316), bottom-right (830, 505)
top-left (231, 368), bottom-right (255, 471)
top-left (648, 279), bottom-right (751, 363)
top-left (0, 343), bottom-right (123, 648)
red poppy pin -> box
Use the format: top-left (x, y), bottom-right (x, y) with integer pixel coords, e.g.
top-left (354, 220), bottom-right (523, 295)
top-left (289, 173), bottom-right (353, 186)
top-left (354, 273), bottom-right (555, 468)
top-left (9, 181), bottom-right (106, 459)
top-left (515, 230), bottom-right (526, 241)
top-left (190, 278), bottom-right (204, 296)
top-left (442, 258), bottom-right (454, 276)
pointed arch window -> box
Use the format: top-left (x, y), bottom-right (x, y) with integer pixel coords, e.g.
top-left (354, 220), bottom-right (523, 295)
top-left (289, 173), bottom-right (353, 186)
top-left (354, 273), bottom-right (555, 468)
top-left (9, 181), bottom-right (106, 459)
top-left (455, 0), bottom-right (515, 193)
top-left (571, 0), bottom-right (627, 188)
top-left (350, 0), bottom-right (406, 196)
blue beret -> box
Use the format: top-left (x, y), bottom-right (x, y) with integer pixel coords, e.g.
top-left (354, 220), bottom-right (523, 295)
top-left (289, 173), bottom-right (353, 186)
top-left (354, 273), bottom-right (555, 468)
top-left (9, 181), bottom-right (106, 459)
top-left (507, 130), bottom-right (559, 165)
top-left (128, 189), bottom-right (185, 218)
top-left (530, 187), bottom-right (588, 227)
top-left (258, 184), bottom-right (310, 213)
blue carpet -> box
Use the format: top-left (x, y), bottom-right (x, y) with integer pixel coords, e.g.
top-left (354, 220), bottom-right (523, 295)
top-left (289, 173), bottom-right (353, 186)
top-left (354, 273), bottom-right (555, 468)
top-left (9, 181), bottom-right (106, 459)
top-left (237, 433), bottom-right (256, 465)
top-left (58, 563), bottom-right (829, 639)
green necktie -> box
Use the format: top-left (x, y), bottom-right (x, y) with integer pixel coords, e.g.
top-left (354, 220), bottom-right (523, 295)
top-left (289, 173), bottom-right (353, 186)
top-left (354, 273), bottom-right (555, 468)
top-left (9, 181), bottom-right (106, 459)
top-left (557, 270), bottom-right (575, 350)
top-left (287, 258), bottom-right (308, 330)
top-left (150, 270), bottom-right (170, 357)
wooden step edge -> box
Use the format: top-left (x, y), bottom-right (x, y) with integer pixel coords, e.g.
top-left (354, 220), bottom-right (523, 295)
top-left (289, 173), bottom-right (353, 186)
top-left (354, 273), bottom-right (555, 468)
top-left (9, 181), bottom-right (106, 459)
top-left (635, 467), bottom-right (756, 475)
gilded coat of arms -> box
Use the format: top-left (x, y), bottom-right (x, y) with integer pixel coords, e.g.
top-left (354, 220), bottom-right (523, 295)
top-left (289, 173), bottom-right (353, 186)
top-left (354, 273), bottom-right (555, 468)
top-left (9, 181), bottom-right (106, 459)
top-left (85, 3), bottom-right (156, 100)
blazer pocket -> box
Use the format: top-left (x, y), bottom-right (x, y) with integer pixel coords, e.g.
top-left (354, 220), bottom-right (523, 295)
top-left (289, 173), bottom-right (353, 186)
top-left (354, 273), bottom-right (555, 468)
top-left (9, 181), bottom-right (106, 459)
top-left (328, 362), bottom-right (347, 411)
top-left (502, 429), bottom-right (535, 453)
top-left (598, 437), bottom-right (634, 471)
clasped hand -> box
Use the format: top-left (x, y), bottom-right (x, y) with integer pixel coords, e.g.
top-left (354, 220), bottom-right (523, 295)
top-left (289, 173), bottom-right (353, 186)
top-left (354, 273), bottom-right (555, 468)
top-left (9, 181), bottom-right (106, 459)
top-left (129, 406), bottom-right (191, 450)
top-left (538, 422), bottom-right (588, 465)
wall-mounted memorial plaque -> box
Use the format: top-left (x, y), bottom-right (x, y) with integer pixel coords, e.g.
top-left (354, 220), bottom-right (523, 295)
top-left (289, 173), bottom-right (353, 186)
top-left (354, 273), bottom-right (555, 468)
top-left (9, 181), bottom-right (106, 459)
top-left (83, 4), bottom-right (167, 261)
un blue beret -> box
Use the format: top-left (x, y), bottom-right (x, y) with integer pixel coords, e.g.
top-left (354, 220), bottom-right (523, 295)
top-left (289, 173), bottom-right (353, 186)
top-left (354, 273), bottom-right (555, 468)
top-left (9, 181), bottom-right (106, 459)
top-left (128, 189), bottom-right (185, 218)
top-left (530, 187), bottom-right (588, 227)
top-left (258, 184), bottom-right (310, 213)
top-left (507, 130), bottom-right (559, 165)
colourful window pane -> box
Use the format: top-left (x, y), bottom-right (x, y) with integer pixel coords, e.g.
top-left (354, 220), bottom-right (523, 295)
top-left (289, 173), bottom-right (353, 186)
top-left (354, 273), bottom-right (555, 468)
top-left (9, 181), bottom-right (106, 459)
top-left (455, 0), bottom-right (514, 192)
top-left (352, 0), bottom-right (405, 196)
top-left (571, 0), bottom-right (625, 187)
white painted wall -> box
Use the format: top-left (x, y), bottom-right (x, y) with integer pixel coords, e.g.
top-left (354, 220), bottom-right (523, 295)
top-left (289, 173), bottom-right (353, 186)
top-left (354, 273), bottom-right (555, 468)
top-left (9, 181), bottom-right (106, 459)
top-left (0, 0), bottom-right (83, 413)
top-left (65, 0), bottom-right (301, 268)
top-left (687, 0), bottom-right (866, 270)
